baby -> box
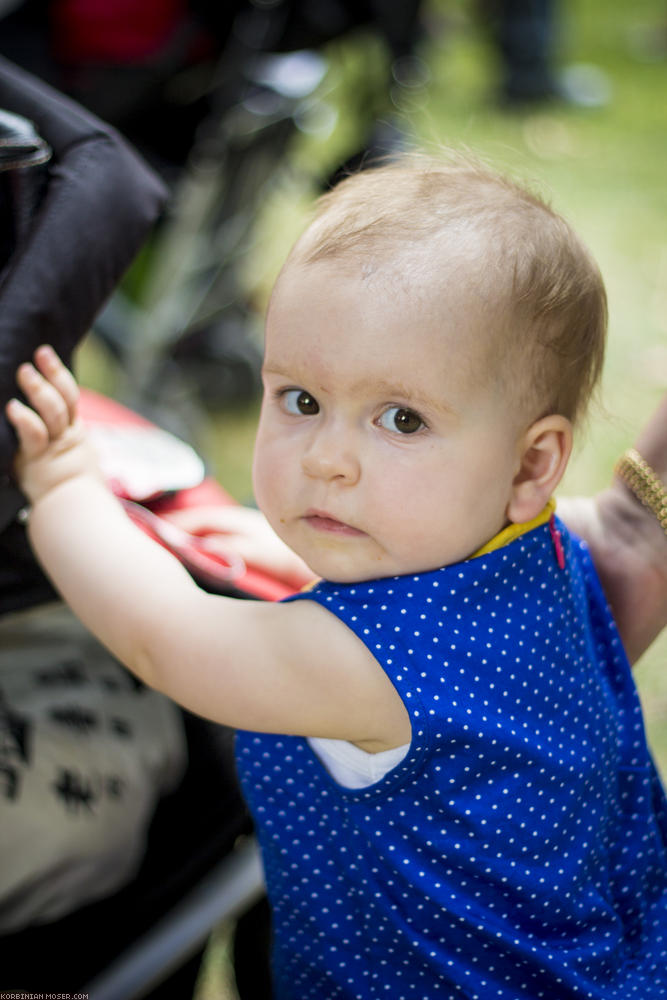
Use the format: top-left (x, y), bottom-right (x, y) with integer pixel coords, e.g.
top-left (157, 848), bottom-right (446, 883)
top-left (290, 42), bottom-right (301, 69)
top-left (7, 155), bottom-right (667, 999)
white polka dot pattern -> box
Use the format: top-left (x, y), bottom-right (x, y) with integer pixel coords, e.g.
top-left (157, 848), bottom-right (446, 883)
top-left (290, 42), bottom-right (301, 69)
top-left (236, 520), bottom-right (667, 999)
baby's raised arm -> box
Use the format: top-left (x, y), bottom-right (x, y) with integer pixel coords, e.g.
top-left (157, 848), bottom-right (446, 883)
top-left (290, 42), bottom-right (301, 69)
top-left (6, 349), bottom-right (409, 751)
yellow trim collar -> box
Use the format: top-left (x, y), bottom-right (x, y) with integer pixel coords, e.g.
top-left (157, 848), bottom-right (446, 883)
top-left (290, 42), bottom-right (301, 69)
top-left (298, 500), bottom-right (558, 592)
top-left (471, 498), bottom-right (556, 559)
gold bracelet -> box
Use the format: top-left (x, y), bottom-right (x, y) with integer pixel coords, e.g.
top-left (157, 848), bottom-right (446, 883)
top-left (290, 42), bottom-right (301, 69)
top-left (615, 448), bottom-right (667, 537)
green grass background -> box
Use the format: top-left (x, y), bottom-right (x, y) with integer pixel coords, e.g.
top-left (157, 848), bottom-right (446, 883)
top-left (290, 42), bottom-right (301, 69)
top-left (77, 2), bottom-right (667, 994)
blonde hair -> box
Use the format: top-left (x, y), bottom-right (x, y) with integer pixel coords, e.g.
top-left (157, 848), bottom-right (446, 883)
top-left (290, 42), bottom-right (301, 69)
top-left (287, 153), bottom-right (607, 426)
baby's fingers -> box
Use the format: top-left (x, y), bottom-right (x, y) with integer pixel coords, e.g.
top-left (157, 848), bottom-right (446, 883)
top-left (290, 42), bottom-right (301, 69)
top-left (16, 356), bottom-right (74, 441)
top-left (33, 345), bottom-right (79, 422)
top-left (5, 396), bottom-right (51, 459)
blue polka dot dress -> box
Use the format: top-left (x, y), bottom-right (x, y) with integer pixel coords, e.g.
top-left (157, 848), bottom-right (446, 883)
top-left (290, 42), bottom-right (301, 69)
top-left (235, 519), bottom-right (667, 999)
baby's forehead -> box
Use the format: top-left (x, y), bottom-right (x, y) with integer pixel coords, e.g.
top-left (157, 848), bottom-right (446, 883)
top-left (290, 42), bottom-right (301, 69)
top-left (269, 246), bottom-right (513, 393)
top-left (281, 227), bottom-right (507, 328)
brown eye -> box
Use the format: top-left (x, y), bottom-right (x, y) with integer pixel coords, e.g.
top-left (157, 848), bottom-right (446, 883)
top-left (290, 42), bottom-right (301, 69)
top-left (379, 406), bottom-right (424, 434)
top-left (283, 389), bottom-right (320, 415)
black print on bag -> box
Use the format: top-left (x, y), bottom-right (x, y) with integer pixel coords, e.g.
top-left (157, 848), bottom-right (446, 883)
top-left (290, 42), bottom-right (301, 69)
top-left (0, 693), bottom-right (30, 765)
top-left (100, 671), bottom-right (144, 693)
top-left (53, 767), bottom-right (97, 813)
top-left (109, 716), bottom-right (132, 738)
top-left (34, 658), bottom-right (88, 687)
top-left (105, 774), bottom-right (125, 799)
top-left (50, 705), bottom-right (98, 733)
top-left (52, 767), bottom-right (127, 813)
top-left (0, 762), bottom-right (20, 801)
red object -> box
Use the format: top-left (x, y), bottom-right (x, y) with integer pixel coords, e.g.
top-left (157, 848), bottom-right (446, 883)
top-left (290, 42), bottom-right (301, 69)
top-left (79, 387), bottom-right (155, 428)
top-left (549, 514), bottom-right (566, 570)
top-left (79, 388), bottom-right (297, 602)
top-left (51, 0), bottom-right (189, 64)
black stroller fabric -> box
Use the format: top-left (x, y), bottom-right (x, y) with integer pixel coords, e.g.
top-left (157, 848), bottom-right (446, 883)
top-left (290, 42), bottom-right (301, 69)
top-left (0, 56), bottom-right (167, 515)
top-left (0, 56), bottom-right (167, 610)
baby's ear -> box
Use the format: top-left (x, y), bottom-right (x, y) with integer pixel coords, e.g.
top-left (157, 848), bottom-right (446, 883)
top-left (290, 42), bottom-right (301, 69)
top-left (507, 415), bottom-right (573, 524)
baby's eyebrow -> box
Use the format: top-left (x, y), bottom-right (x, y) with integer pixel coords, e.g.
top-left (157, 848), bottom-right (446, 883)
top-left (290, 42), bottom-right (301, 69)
top-left (360, 377), bottom-right (426, 399)
top-left (262, 365), bottom-right (457, 418)
top-left (354, 378), bottom-right (458, 418)
top-left (261, 362), bottom-right (299, 381)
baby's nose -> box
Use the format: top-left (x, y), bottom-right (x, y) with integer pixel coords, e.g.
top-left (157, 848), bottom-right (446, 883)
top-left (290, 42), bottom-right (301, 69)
top-left (301, 427), bottom-right (361, 484)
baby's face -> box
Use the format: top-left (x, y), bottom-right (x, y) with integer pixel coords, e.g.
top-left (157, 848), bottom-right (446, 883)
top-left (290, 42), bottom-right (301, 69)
top-left (253, 257), bottom-right (524, 583)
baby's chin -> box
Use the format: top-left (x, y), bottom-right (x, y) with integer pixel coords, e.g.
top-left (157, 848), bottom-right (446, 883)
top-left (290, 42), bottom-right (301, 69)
top-left (299, 553), bottom-right (417, 585)
top-left (281, 526), bottom-right (447, 584)
top-left (306, 548), bottom-right (483, 584)
top-left (296, 552), bottom-right (384, 586)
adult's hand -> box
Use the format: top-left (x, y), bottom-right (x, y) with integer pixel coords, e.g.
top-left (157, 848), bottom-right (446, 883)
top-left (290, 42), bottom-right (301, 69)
top-left (558, 395), bottom-right (667, 665)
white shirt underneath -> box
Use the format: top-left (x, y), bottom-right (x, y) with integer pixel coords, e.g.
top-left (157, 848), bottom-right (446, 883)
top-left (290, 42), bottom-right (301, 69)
top-left (307, 736), bottom-right (409, 789)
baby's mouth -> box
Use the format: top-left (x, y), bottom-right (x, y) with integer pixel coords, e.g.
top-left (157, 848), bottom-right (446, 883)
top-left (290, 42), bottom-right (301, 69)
top-left (303, 510), bottom-right (365, 537)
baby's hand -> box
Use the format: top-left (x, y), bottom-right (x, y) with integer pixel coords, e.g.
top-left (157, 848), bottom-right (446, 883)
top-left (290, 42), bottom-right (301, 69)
top-left (164, 504), bottom-right (315, 589)
top-left (5, 346), bottom-right (97, 506)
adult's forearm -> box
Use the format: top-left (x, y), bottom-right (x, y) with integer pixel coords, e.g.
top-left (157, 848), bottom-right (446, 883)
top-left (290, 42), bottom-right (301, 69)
top-left (633, 394), bottom-right (667, 483)
top-left (558, 393), bottom-right (667, 664)
top-left (613, 394), bottom-right (667, 660)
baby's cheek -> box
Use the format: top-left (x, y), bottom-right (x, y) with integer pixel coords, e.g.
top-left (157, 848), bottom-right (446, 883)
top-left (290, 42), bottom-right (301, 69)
top-left (253, 452), bottom-right (286, 526)
top-left (250, 435), bottom-right (272, 500)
